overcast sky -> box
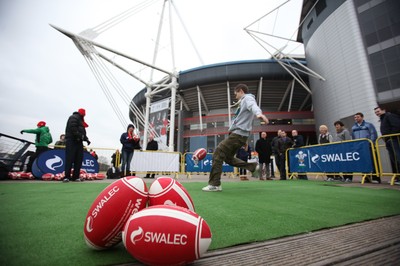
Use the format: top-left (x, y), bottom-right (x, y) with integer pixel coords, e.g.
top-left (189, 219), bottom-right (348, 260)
top-left (0, 0), bottom-right (302, 151)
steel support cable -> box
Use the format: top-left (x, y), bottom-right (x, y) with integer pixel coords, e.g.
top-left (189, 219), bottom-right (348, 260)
top-left (91, 54), bottom-right (139, 127)
top-left (90, 55), bottom-right (129, 121)
top-left (247, 31), bottom-right (323, 82)
top-left (94, 54), bottom-right (132, 104)
top-left (280, 60), bottom-right (309, 87)
top-left (84, 55), bottom-right (128, 128)
top-left (271, 3), bottom-right (280, 36)
top-left (246, 31), bottom-right (312, 94)
top-left (171, 1), bottom-right (204, 65)
top-left (245, 0), bottom-right (290, 29)
top-left (92, 0), bottom-right (160, 34)
top-left (149, 0), bottom-right (167, 81)
top-left (168, 0), bottom-right (176, 70)
top-left (92, 52), bottom-right (162, 140)
top-left (92, 54), bottom-right (130, 105)
top-left (87, 58), bottom-right (128, 128)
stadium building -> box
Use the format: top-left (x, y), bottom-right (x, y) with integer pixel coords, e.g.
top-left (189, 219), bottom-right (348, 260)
top-left (130, 59), bottom-right (315, 152)
top-left (130, 0), bottom-right (400, 153)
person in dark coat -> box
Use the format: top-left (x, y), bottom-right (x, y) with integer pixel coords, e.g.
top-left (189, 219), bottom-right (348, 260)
top-left (145, 135), bottom-right (159, 178)
top-left (271, 130), bottom-right (282, 178)
top-left (236, 143), bottom-right (252, 180)
top-left (277, 131), bottom-right (293, 180)
top-left (374, 107), bottom-right (400, 174)
top-left (63, 108), bottom-right (90, 182)
top-left (291, 129), bottom-right (308, 180)
top-left (120, 124), bottom-right (140, 177)
top-left (255, 132), bottom-right (272, 180)
top-left (54, 134), bottom-right (66, 149)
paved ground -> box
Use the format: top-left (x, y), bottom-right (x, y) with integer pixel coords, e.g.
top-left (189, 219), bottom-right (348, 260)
top-left (121, 215), bottom-right (400, 266)
top-left (192, 215), bottom-right (400, 266)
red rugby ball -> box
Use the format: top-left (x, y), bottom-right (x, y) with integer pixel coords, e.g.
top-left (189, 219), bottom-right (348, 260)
top-left (148, 177), bottom-right (195, 211)
top-left (193, 148), bottom-right (207, 161)
top-left (84, 176), bottom-right (148, 249)
top-left (122, 205), bottom-right (212, 266)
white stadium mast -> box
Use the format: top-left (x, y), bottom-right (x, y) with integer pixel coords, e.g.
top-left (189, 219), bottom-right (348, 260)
top-left (51, 0), bottom-right (203, 151)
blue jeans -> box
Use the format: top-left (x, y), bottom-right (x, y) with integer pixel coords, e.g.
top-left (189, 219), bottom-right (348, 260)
top-left (121, 150), bottom-right (133, 176)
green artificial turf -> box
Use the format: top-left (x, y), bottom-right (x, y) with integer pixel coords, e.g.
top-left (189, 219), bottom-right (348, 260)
top-left (1, 180), bottom-right (400, 266)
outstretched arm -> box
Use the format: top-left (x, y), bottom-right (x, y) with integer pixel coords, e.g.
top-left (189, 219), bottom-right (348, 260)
top-left (256, 114), bottom-right (269, 125)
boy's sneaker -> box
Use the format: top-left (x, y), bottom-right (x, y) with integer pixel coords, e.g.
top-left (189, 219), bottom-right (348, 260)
top-left (202, 185), bottom-right (222, 192)
top-left (62, 178), bottom-right (70, 183)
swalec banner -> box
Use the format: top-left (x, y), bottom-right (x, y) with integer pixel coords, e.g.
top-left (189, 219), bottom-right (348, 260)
top-left (185, 153), bottom-right (234, 173)
top-left (32, 149), bottom-right (99, 178)
top-left (288, 139), bottom-right (375, 173)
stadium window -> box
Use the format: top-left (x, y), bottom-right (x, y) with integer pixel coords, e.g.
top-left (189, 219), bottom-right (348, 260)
top-left (389, 73), bottom-right (400, 89)
top-left (315, 0), bottom-right (327, 17)
top-left (369, 52), bottom-right (384, 66)
top-left (375, 77), bottom-right (391, 92)
top-left (307, 18), bottom-right (314, 30)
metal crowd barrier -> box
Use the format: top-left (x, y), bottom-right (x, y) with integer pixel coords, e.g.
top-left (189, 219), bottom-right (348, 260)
top-left (287, 138), bottom-right (380, 184)
top-left (375, 133), bottom-right (400, 185)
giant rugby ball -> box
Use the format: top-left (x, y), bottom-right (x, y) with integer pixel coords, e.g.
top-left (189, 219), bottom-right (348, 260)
top-left (148, 177), bottom-right (195, 211)
top-left (192, 148), bottom-right (207, 161)
top-left (122, 205), bottom-right (212, 266)
top-left (84, 176), bottom-right (148, 249)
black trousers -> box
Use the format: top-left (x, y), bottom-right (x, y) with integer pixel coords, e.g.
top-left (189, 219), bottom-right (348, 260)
top-left (26, 146), bottom-right (49, 173)
top-left (65, 139), bottom-right (83, 180)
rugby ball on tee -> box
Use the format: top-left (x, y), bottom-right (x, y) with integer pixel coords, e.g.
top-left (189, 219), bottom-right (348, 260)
top-left (193, 148), bottom-right (207, 161)
top-left (148, 176), bottom-right (195, 211)
top-left (84, 176), bottom-right (148, 250)
top-left (122, 205), bottom-right (212, 266)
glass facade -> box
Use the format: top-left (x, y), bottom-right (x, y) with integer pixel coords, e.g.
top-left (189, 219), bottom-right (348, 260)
top-left (355, 0), bottom-right (400, 96)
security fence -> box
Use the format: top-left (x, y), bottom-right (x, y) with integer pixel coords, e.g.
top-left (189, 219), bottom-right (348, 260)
top-left (288, 135), bottom-right (399, 185)
top-left (375, 133), bottom-right (400, 185)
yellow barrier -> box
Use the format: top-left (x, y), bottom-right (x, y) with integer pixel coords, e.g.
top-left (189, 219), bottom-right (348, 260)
top-left (375, 133), bottom-right (400, 185)
top-left (286, 138), bottom-right (380, 184)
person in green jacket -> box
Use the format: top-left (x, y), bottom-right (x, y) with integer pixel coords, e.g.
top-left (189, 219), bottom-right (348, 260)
top-left (21, 121), bottom-right (53, 173)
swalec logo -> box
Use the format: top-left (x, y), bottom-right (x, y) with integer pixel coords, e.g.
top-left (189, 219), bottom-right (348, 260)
top-left (311, 154), bottom-right (320, 163)
top-left (130, 226), bottom-right (144, 244)
top-left (45, 155), bottom-right (63, 170)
